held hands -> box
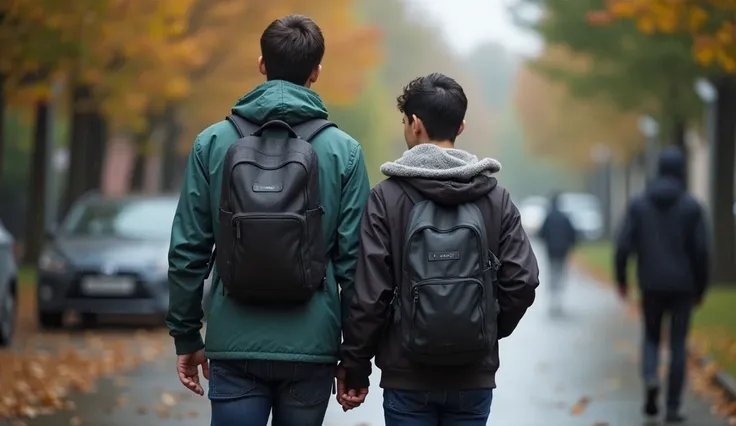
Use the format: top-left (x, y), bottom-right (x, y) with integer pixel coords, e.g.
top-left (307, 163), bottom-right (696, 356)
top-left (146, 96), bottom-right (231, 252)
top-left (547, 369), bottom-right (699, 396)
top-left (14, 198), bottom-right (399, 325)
top-left (177, 349), bottom-right (209, 396)
top-left (335, 365), bottom-right (369, 411)
top-left (617, 286), bottom-right (628, 301)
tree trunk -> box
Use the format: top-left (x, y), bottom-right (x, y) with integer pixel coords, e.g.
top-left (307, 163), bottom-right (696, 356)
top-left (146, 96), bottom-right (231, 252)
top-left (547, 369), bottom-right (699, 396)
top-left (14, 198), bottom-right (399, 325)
top-left (711, 78), bottom-right (736, 284)
top-left (672, 115), bottom-right (688, 183)
top-left (63, 85), bottom-right (92, 216)
top-left (62, 84), bottom-right (107, 216)
top-left (160, 106), bottom-right (183, 192)
top-left (23, 101), bottom-right (49, 264)
top-left (129, 135), bottom-right (146, 192)
top-left (84, 110), bottom-right (107, 192)
top-left (0, 74), bottom-right (6, 185)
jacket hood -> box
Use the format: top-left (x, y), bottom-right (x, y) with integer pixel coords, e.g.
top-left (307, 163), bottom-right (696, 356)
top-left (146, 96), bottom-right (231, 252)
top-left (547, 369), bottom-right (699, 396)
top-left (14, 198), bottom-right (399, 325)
top-left (657, 146), bottom-right (686, 182)
top-left (647, 147), bottom-right (686, 208)
top-left (381, 144), bottom-right (502, 205)
top-left (232, 80), bottom-right (328, 125)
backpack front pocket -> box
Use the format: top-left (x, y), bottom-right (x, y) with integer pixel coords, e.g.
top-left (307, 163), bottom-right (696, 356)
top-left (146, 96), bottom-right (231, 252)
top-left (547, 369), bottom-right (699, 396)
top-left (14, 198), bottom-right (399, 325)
top-left (408, 278), bottom-right (487, 364)
top-left (228, 212), bottom-right (306, 303)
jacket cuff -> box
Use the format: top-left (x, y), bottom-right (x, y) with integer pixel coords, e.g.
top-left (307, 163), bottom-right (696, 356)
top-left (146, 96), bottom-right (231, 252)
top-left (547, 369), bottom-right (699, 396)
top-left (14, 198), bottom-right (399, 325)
top-left (345, 367), bottom-right (370, 389)
top-left (174, 333), bottom-right (205, 355)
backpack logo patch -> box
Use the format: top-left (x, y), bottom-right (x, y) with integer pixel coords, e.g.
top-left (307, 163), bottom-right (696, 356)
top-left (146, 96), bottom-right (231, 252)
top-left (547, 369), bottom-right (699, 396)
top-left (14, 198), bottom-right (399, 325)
top-left (252, 184), bottom-right (283, 192)
top-left (428, 251), bottom-right (461, 262)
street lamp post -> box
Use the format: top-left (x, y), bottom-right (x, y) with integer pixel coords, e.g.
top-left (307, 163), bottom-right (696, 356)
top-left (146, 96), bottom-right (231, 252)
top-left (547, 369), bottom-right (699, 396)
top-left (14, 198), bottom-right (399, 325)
top-left (637, 115), bottom-right (660, 181)
top-left (694, 77), bottom-right (718, 214)
top-left (44, 78), bottom-right (64, 233)
top-left (591, 144), bottom-right (613, 239)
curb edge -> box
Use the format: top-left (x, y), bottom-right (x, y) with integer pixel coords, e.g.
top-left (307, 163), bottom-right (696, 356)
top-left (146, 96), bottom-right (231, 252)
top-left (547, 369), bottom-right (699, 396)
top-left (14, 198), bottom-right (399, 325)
top-left (696, 354), bottom-right (736, 402)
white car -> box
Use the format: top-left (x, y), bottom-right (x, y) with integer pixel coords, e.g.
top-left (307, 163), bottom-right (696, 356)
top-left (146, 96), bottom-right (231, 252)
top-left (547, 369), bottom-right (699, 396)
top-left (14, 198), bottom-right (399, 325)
top-left (518, 193), bottom-right (604, 241)
top-left (518, 196), bottom-right (549, 236)
top-left (557, 193), bottom-right (604, 241)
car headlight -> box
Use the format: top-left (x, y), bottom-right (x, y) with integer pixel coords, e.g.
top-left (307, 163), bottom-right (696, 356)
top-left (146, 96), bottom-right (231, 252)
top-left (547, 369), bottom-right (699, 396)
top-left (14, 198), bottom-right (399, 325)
top-left (38, 250), bottom-right (69, 273)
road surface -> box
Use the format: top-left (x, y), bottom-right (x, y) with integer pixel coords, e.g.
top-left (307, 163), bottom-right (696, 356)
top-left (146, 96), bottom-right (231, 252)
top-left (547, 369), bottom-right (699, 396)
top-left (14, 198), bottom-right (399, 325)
top-left (4, 247), bottom-right (728, 426)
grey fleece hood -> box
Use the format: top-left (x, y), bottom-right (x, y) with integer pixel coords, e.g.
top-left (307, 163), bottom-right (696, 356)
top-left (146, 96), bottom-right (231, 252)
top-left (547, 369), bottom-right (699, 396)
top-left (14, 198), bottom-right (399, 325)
top-left (381, 144), bottom-right (503, 205)
top-left (381, 144), bottom-right (502, 180)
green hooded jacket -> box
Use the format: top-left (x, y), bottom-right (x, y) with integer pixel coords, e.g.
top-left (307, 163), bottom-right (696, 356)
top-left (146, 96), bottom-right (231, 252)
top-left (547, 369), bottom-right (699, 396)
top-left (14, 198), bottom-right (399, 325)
top-left (166, 80), bottom-right (370, 362)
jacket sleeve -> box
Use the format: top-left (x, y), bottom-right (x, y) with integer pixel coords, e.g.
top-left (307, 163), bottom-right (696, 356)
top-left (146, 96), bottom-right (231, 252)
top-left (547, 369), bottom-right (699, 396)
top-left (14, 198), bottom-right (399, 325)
top-left (166, 138), bottom-right (213, 355)
top-left (614, 200), bottom-right (637, 290)
top-left (334, 144), bottom-right (371, 324)
top-left (340, 187), bottom-right (393, 389)
top-left (690, 205), bottom-right (711, 298)
top-left (496, 191), bottom-right (540, 339)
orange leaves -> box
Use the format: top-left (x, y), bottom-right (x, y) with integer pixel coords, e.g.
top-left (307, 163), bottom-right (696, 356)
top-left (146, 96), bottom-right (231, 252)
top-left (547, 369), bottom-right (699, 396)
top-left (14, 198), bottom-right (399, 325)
top-left (591, 0), bottom-right (736, 72)
top-left (513, 46), bottom-right (644, 167)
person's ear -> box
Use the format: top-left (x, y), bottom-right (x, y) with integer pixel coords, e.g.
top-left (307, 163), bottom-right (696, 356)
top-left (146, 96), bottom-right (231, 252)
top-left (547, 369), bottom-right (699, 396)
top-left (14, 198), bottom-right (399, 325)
top-left (411, 114), bottom-right (424, 136)
top-left (308, 64), bottom-right (321, 85)
top-left (258, 56), bottom-right (266, 76)
top-left (457, 120), bottom-right (466, 137)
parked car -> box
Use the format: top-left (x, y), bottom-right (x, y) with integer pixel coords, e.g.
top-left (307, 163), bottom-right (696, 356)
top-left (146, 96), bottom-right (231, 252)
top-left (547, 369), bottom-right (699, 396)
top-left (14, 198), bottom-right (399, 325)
top-left (36, 193), bottom-right (178, 329)
top-left (0, 219), bottom-right (18, 345)
top-left (518, 196), bottom-right (549, 236)
top-left (557, 192), bottom-right (604, 241)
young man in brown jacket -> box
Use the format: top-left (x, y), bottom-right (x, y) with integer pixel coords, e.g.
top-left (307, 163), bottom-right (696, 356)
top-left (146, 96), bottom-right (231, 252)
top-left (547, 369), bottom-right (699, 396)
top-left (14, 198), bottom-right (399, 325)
top-left (337, 73), bottom-right (540, 425)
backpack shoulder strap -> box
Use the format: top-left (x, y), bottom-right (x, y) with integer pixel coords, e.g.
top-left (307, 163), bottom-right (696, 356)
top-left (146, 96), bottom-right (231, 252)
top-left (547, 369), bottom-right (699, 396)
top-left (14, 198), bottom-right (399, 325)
top-left (395, 179), bottom-right (423, 205)
top-left (226, 114), bottom-right (259, 138)
top-left (476, 188), bottom-right (502, 255)
top-left (292, 119), bottom-right (337, 142)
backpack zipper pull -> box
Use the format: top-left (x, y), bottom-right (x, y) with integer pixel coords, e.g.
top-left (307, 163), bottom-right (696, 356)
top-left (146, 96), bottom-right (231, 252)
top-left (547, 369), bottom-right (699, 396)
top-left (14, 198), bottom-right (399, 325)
top-left (235, 222), bottom-right (241, 239)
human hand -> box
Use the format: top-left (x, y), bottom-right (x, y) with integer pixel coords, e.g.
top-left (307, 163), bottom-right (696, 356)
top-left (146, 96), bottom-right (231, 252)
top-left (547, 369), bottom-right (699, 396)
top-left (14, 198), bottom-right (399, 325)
top-left (335, 365), bottom-right (368, 411)
top-left (694, 295), bottom-right (704, 308)
top-left (617, 286), bottom-right (628, 301)
top-left (177, 349), bottom-right (209, 396)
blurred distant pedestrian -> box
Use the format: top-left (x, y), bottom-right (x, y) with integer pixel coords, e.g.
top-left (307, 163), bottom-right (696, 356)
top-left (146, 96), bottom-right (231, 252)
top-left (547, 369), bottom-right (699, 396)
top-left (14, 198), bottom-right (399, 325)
top-left (539, 192), bottom-right (577, 315)
top-left (614, 147), bottom-right (710, 424)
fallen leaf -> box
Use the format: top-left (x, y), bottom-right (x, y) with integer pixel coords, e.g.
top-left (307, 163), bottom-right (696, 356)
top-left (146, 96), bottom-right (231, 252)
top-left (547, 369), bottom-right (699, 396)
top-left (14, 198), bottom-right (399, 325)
top-left (161, 392), bottom-right (177, 407)
top-left (571, 396), bottom-right (591, 415)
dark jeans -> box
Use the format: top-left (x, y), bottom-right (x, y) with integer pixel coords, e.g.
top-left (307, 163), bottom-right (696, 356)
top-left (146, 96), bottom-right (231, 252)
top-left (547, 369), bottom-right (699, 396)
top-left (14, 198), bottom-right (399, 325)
top-left (383, 388), bottom-right (493, 426)
top-left (641, 292), bottom-right (693, 411)
top-left (208, 359), bottom-right (335, 426)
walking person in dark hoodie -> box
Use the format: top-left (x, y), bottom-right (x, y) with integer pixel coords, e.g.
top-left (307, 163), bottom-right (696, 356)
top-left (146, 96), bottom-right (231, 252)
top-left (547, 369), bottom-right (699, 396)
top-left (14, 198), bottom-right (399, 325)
top-left (336, 73), bottom-right (540, 425)
top-left (166, 15), bottom-right (370, 426)
top-left (615, 147), bottom-right (710, 423)
top-left (539, 191), bottom-right (577, 316)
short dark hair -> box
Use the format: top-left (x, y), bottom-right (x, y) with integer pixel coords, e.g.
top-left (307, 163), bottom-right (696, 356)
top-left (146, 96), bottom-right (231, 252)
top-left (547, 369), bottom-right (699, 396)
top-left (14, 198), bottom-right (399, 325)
top-left (397, 73), bottom-right (468, 142)
top-left (260, 15), bottom-right (325, 85)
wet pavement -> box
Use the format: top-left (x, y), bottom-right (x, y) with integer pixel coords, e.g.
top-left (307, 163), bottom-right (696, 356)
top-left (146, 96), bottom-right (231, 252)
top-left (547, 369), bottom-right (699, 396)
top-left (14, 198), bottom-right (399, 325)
top-left (2, 245), bottom-right (729, 426)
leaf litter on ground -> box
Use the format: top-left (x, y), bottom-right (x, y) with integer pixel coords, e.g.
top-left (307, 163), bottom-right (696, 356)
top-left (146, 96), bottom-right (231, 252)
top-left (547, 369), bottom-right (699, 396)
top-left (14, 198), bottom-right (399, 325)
top-left (0, 329), bottom-right (168, 419)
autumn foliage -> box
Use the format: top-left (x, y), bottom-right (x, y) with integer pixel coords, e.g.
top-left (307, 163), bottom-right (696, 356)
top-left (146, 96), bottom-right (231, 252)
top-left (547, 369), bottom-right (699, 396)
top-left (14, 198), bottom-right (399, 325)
top-left (0, 0), bottom-right (381, 140)
top-left (514, 46), bottom-right (644, 166)
top-left (588, 0), bottom-right (736, 72)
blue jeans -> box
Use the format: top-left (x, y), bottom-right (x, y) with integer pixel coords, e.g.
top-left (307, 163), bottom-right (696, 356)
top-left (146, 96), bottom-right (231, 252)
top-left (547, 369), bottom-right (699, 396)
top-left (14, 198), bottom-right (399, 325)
top-left (208, 359), bottom-right (334, 426)
top-left (641, 293), bottom-right (693, 411)
top-left (383, 388), bottom-right (493, 426)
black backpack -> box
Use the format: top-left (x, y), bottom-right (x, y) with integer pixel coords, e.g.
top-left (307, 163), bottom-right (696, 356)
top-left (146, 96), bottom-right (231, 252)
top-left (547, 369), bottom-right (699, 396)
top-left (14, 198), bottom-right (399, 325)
top-left (213, 114), bottom-right (336, 306)
top-left (394, 179), bottom-right (501, 366)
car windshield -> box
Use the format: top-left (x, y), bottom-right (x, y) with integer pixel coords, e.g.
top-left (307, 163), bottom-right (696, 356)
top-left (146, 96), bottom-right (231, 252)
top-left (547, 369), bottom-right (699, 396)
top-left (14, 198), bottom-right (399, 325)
top-left (61, 198), bottom-right (177, 240)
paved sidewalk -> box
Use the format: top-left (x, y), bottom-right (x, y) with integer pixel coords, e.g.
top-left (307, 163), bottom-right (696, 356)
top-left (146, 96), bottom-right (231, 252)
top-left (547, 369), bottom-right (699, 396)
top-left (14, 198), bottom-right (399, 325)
top-left (6, 246), bottom-right (728, 426)
top-left (328, 251), bottom-right (727, 426)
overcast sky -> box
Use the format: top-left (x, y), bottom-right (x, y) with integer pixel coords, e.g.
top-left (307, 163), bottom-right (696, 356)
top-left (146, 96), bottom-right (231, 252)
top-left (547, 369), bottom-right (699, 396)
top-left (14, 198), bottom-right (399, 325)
top-left (403, 0), bottom-right (542, 56)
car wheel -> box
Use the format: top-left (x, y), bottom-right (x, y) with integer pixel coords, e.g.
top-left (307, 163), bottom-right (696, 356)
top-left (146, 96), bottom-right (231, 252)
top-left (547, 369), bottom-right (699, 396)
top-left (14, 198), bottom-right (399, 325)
top-left (38, 311), bottom-right (64, 330)
top-left (81, 313), bottom-right (98, 328)
top-left (0, 286), bottom-right (16, 346)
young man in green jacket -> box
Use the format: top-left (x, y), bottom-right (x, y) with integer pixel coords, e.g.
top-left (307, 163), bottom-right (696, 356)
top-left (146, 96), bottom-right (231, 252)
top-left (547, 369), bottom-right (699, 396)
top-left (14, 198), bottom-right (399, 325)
top-left (166, 15), bottom-right (370, 426)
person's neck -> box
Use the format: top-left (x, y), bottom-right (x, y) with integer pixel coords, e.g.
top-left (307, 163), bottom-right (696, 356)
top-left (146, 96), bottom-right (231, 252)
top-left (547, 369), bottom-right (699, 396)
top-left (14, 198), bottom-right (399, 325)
top-left (425, 140), bottom-right (454, 149)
